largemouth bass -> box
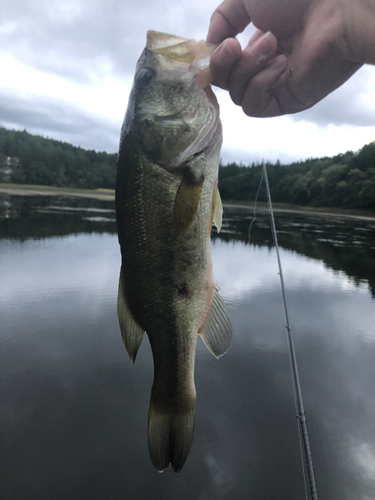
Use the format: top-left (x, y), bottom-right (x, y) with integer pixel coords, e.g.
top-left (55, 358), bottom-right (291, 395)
top-left (116, 30), bottom-right (232, 473)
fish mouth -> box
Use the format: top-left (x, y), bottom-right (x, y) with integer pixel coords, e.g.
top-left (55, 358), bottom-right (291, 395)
top-left (146, 30), bottom-right (217, 88)
top-left (143, 31), bottom-right (221, 168)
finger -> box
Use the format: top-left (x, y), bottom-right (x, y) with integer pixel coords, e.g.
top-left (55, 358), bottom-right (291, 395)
top-left (240, 55), bottom-right (287, 117)
top-left (210, 38), bottom-right (242, 89)
top-left (248, 28), bottom-right (265, 45)
top-left (207, 0), bottom-right (251, 44)
top-left (229, 31), bottom-right (278, 105)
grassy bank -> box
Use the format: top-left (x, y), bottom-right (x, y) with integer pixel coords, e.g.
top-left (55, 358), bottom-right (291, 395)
top-left (0, 183), bottom-right (115, 200)
top-left (221, 200), bottom-right (375, 221)
top-left (1, 183), bottom-right (375, 221)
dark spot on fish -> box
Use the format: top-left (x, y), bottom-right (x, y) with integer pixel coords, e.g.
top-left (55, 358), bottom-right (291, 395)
top-left (176, 283), bottom-right (189, 298)
top-left (182, 165), bottom-right (204, 186)
top-left (170, 82), bottom-right (184, 93)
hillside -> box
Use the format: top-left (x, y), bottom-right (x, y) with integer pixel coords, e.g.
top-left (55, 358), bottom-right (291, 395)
top-left (219, 143), bottom-right (375, 211)
top-left (0, 127), bottom-right (117, 189)
top-left (1, 127), bottom-right (374, 211)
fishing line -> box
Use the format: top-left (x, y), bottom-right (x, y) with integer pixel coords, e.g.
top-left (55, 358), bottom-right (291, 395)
top-left (248, 166), bottom-right (264, 245)
top-left (262, 164), bottom-right (319, 500)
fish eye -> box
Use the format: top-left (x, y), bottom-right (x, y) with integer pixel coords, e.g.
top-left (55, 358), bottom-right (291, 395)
top-left (135, 68), bottom-right (156, 88)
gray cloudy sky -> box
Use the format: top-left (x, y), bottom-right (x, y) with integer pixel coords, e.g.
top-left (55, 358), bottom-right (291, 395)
top-left (1, 0), bottom-right (375, 164)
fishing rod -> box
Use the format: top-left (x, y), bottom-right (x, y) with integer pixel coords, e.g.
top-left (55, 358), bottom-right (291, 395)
top-left (262, 164), bottom-right (318, 500)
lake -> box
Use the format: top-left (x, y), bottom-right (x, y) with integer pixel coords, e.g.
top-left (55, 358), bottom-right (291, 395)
top-left (1, 194), bottom-right (375, 500)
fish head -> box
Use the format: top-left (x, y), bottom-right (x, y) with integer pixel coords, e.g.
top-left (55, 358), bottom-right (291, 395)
top-left (122, 31), bottom-right (221, 167)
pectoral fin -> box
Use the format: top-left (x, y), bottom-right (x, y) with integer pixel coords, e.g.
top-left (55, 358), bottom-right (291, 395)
top-left (173, 176), bottom-right (204, 235)
top-left (200, 286), bottom-right (232, 359)
top-left (117, 267), bottom-right (145, 363)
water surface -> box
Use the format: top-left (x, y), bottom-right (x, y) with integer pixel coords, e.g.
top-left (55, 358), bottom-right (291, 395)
top-left (1, 195), bottom-right (375, 499)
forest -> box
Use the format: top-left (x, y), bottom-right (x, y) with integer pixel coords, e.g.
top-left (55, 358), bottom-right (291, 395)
top-left (219, 143), bottom-right (375, 210)
top-left (0, 127), bottom-right (117, 189)
top-left (1, 126), bottom-right (375, 211)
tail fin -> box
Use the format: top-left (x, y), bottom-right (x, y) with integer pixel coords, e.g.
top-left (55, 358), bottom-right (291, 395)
top-left (148, 397), bottom-right (195, 473)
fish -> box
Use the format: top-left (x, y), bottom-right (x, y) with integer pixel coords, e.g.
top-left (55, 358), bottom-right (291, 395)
top-left (115, 30), bottom-right (232, 473)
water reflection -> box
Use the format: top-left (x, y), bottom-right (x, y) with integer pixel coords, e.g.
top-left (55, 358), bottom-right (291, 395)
top-left (1, 195), bottom-right (375, 499)
top-left (215, 207), bottom-right (375, 297)
top-left (1, 196), bottom-right (374, 297)
top-left (0, 194), bottom-right (117, 239)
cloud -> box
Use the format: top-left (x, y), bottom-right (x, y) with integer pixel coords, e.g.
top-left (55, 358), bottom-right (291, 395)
top-left (0, 91), bottom-right (121, 153)
top-left (216, 89), bottom-right (375, 164)
top-left (1, 0), bottom-right (218, 82)
top-left (0, 0), bottom-right (222, 153)
top-left (212, 239), bottom-right (368, 304)
top-left (292, 65), bottom-right (375, 128)
top-left (0, 49), bottom-right (131, 152)
top-left (1, 0), bottom-right (375, 161)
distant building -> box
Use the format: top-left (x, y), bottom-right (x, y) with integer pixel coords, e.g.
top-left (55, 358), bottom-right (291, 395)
top-left (0, 157), bottom-right (20, 182)
top-left (6, 156), bottom-right (20, 167)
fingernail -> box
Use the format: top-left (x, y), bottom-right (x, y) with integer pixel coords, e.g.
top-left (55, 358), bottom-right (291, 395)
top-left (267, 54), bottom-right (287, 71)
top-left (213, 43), bottom-right (225, 64)
top-left (249, 31), bottom-right (274, 58)
top-left (214, 39), bottom-right (241, 67)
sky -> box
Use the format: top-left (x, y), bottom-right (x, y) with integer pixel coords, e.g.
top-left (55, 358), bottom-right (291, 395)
top-left (1, 0), bottom-right (375, 165)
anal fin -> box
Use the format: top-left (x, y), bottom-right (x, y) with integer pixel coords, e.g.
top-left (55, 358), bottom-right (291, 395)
top-left (213, 187), bottom-right (223, 233)
top-left (117, 267), bottom-right (145, 363)
top-left (200, 285), bottom-right (232, 359)
top-left (208, 185), bottom-right (223, 234)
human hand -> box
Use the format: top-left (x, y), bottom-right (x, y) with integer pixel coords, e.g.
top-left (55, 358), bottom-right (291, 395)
top-left (207, 0), bottom-right (374, 117)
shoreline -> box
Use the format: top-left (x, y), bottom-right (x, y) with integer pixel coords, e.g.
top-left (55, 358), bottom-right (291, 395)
top-left (223, 203), bottom-right (375, 222)
top-left (1, 183), bottom-right (375, 221)
top-left (0, 183), bottom-right (115, 201)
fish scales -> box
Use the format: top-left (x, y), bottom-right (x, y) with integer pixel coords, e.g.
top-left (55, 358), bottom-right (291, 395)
top-left (116, 30), bottom-right (232, 473)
